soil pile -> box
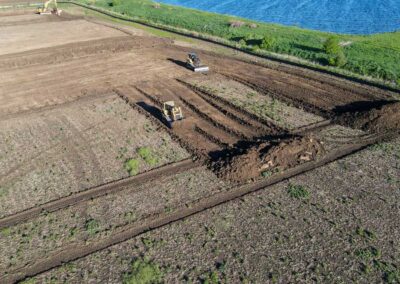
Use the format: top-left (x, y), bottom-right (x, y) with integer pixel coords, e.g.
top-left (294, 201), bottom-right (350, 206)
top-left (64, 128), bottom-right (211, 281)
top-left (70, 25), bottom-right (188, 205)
top-left (335, 101), bottom-right (400, 133)
top-left (212, 136), bottom-right (324, 183)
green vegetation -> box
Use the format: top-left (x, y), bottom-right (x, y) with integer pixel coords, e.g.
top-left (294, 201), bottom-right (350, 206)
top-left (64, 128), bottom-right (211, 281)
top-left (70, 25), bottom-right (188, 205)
top-left (0, 227), bottom-right (11, 237)
top-left (85, 218), bottom-right (100, 236)
top-left (287, 184), bottom-right (310, 199)
top-left (137, 146), bottom-right (158, 166)
top-left (355, 247), bottom-right (381, 261)
top-left (74, 0), bottom-right (400, 85)
top-left (125, 158), bottom-right (140, 176)
top-left (323, 36), bottom-right (346, 67)
top-left (356, 227), bottom-right (376, 240)
top-left (123, 258), bottom-right (163, 284)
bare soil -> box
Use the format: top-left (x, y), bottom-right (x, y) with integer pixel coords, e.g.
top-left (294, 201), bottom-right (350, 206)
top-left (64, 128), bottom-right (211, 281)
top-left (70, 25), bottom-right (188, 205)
top-left (334, 101), bottom-right (400, 133)
top-left (33, 138), bottom-right (400, 284)
top-left (0, 94), bottom-right (189, 218)
top-left (212, 136), bottom-right (325, 182)
top-left (0, 9), bottom-right (399, 284)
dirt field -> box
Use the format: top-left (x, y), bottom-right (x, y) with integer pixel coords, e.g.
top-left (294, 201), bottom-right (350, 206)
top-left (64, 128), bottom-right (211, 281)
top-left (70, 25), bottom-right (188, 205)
top-left (0, 7), bottom-right (399, 284)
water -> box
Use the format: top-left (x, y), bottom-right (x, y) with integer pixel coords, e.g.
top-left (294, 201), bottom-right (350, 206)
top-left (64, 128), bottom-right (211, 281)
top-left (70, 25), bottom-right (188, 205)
top-left (157, 0), bottom-right (400, 34)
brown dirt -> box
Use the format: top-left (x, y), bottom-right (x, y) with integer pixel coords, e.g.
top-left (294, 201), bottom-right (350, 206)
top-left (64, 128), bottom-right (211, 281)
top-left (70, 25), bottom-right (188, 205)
top-left (1, 11), bottom-right (400, 284)
top-left (334, 101), bottom-right (400, 133)
top-left (212, 136), bottom-right (325, 182)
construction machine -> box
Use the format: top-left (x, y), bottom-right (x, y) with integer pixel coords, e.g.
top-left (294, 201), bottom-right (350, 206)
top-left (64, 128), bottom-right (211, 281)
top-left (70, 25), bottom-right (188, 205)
top-left (36, 0), bottom-right (62, 15)
top-left (162, 101), bottom-right (184, 127)
top-left (186, 52), bottom-right (209, 72)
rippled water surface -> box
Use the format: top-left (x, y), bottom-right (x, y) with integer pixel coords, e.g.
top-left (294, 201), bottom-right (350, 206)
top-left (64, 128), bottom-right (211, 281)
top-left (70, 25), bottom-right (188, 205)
top-left (157, 0), bottom-right (400, 34)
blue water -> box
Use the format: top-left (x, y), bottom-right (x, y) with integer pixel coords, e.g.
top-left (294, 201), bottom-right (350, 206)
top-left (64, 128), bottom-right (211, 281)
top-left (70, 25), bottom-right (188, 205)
top-left (157, 0), bottom-right (400, 34)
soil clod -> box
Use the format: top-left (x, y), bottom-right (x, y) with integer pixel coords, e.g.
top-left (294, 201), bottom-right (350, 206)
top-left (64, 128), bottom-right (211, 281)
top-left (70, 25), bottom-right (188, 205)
top-left (335, 101), bottom-right (400, 133)
top-left (211, 136), bottom-right (325, 182)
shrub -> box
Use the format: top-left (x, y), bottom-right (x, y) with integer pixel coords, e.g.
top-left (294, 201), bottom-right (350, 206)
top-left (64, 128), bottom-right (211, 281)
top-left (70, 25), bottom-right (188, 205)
top-left (324, 36), bottom-right (347, 67)
top-left (123, 258), bottom-right (163, 284)
top-left (260, 36), bottom-right (276, 50)
top-left (125, 158), bottom-right (140, 176)
top-left (108, 0), bottom-right (121, 7)
top-left (323, 36), bottom-right (340, 55)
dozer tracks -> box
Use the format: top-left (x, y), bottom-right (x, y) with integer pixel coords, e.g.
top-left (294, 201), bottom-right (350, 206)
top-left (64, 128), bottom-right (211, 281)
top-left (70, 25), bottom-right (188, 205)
top-left (1, 130), bottom-right (393, 284)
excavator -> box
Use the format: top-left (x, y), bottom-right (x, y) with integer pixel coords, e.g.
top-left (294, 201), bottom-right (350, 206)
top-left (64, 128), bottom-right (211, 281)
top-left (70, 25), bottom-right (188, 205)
top-left (36, 0), bottom-right (62, 15)
top-left (186, 52), bottom-right (209, 72)
top-left (162, 101), bottom-right (184, 127)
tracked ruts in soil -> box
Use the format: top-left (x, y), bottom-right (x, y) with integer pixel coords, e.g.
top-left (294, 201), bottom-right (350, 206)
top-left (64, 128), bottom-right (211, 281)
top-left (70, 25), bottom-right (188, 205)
top-left (1, 131), bottom-right (394, 284)
top-left (115, 80), bottom-right (287, 157)
top-left (177, 78), bottom-right (286, 135)
top-left (217, 62), bottom-right (395, 118)
top-left (0, 159), bottom-right (198, 230)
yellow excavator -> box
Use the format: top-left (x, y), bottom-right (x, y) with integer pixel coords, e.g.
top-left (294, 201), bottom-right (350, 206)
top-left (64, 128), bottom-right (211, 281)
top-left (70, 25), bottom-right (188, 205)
top-left (162, 101), bottom-right (184, 127)
top-left (36, 0), bottom-right (62, 15)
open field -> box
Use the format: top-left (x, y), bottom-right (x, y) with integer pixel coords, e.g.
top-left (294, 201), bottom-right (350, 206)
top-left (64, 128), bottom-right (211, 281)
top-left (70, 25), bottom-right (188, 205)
top-left (0, 7), bottom-right (399, 284)
top-left (75, 0), bottom-right (400, 85)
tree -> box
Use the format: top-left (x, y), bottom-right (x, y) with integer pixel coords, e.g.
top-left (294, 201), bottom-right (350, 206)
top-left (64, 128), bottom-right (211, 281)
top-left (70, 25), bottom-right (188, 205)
top-left (324, 36), bottom-right (347, 67)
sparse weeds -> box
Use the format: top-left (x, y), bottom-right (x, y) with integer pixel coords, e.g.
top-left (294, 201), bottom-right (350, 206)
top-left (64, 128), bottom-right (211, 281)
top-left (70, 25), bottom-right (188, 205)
top-left (123, 257), bottom-right (163, 284)
top-left (287, 184), bottom-right (310, 199)
top-left (370, 142), bottom-right (400, 159)
top-left (85, 218), bottom-right (100, 236)
top-left (356, 227), bottom-right (376, 241)
top-left (1, 227), bottom-right (11, 237)
top-left (355, 247), bottom-right (381, 261)
top-left (137, 146), bottom-right (158, 166)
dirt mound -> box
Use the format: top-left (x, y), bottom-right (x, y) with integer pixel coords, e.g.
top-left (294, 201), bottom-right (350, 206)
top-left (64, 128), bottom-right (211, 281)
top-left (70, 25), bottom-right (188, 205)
top-left (335, 101), bottom-right (400, 133)
top-left (212, 136), bottom-right (324, 183)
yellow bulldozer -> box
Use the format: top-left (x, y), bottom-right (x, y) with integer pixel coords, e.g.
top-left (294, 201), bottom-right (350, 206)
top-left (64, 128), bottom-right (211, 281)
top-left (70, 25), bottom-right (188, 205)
top-left (186, 52), bottom-right (209, 72)
top-left (162, 101), bottom-right (184, 127)
top-left (36, 0), bottom-right (62, 15)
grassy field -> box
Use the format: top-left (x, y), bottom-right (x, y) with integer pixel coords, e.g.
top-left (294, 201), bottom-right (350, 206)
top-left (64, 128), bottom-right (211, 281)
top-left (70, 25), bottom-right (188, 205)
top-left (74, 0), bottom-right (400, 86)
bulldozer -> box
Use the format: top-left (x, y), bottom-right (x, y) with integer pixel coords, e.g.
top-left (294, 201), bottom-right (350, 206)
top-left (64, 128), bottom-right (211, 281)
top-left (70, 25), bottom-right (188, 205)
top-left (162, 101), bottom-right (184, 127)
top-left (186, 52), bottom-right (209, 72)
top-left (36, 0), bottom-right (62, 15)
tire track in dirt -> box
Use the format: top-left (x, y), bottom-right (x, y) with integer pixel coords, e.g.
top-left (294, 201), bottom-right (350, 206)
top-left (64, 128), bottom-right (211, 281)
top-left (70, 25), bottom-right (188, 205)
top-left (120, 83), bottom-right (238, 153)
top-left (2, 131), bottom-right (395, 284)
top-left (0, 92), bottom-right (112, 122)
top-left (0, 159), bottom-right (198, 230)
top-left (0, 94), bottom-right (115, 184)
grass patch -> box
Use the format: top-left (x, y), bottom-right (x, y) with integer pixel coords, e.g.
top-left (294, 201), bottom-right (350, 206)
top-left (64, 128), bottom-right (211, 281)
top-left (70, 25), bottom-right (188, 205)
top-left (355, 247), bottom-right (381, 261)
top-left (125, 158), bottom-right (140, 176)
top-left (1, 227), bottom-right (11, 237)
top-left (123, 257), bottom-right (163, 284)
top-left (137, 146), bottom-right (158, 166)
top-left (74, 0), bottom-right (400, 85)
top-left (85, 218), bottom-right (100, 236)
top-left (287, 184), bottom-right (310, 199)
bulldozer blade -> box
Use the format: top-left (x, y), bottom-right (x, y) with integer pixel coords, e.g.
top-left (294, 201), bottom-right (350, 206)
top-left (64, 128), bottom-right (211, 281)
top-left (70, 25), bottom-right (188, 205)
top-left (193, 66), bottom-right (209, 72)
